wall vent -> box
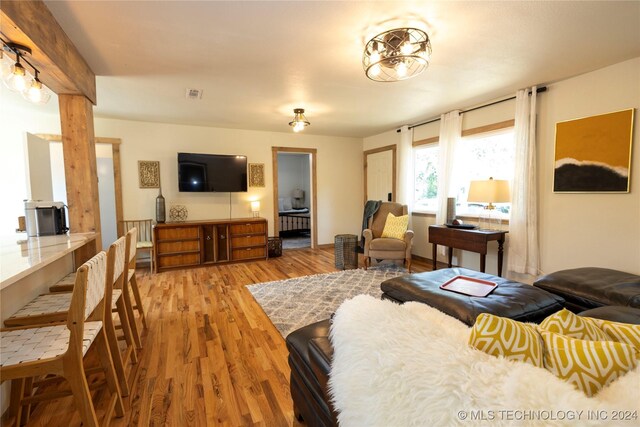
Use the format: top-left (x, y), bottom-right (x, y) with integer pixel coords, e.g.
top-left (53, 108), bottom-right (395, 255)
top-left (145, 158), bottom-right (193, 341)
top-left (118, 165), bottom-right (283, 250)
top-left (185, 88), bottom-right (204, 100)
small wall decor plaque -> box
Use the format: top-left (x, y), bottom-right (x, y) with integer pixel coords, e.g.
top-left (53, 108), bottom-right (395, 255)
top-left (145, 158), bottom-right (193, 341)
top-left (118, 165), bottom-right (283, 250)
top-left (249, 163), bottom-right (265, 187)
top-left (138, 160), bottom-right (160, 188)
top-left (169, 205), bottom-right (188, 222)
top-left (553, 109), bottom-right (634, 193)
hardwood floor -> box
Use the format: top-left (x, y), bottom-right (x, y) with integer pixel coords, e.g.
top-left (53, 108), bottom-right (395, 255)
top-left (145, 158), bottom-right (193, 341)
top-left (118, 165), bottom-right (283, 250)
top-left (4, 248), bottom-right (431, 426)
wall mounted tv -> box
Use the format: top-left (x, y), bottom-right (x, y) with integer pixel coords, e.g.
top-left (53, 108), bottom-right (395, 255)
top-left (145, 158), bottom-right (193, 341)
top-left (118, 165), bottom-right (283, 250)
top-left (178, 153), bottom-right (248, 192)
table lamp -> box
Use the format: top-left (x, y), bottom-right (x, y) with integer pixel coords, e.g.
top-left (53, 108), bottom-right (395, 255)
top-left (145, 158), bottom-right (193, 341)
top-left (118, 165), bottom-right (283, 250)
top-left (250, 200), bottom-right (261, 218)
top-left (292, 188), bottom-right (304, 208)
top-left (467, 177), bottom-right (510, 229)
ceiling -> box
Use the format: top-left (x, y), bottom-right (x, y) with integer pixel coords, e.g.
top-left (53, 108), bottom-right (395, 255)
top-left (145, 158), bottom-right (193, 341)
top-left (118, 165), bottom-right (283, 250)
top-left (25, 1), bottom-right (640, 138)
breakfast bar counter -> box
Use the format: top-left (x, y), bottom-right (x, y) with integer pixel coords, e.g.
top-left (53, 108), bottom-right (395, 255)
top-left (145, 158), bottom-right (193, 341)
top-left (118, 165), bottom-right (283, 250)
top-left (0, 232), bottom-right (97, 291)
top-left (0, 232), bottom-right (97, 326)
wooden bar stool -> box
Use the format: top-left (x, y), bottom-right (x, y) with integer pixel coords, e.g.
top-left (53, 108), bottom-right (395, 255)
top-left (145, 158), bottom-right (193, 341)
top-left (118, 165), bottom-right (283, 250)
top-left (4, 236), bottom-right (138, 397)
top-left (0, 251), bottom-right (124, 427)
top-left (124, 227), bottom-right (148, 331)
top-left (49, 229), bottom-right (146, 343)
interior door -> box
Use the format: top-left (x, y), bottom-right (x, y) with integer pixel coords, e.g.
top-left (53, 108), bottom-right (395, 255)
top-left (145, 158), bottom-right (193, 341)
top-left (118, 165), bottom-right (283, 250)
top-left (366, 150), bottom-right (393, 202)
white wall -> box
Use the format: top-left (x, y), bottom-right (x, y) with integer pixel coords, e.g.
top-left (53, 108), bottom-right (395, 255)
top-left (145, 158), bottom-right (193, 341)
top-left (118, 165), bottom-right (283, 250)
top-left (364, 57), bottom-right (640, 276)
top-left (277, 153), bottom-right (311, 208)
top-left (537, 58), bottom-right (640, 274)
top-left (93, 118), bottom-right (363, 244)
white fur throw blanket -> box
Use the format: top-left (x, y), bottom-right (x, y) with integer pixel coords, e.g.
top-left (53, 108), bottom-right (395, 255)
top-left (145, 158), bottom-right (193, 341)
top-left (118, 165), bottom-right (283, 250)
top-left (328, 295), bottom-right (640, 427)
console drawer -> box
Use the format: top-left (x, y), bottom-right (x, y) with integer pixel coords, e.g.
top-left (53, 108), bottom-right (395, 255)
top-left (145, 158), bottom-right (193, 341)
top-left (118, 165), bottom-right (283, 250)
top-left (158, 253), bottom-right (200, 269)
top-left (231, 235), bottom-right (266, 248)
top-left (157, 226), bottom-right (200, 240)
top-left (230, 222), bottom-right (266, 235)
top-left (232, 247), bottom-right (266, 260)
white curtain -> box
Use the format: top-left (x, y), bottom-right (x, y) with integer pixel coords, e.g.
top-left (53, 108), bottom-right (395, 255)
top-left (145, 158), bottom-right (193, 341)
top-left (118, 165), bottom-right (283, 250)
top-left (435, 111), bottom-right (462, 255)
top-left (508, 87), bottom-right (539, 277)
top-left (397, 126), bottom-right (414, 221)
top-left (435, 111), bottom-right (462, 226)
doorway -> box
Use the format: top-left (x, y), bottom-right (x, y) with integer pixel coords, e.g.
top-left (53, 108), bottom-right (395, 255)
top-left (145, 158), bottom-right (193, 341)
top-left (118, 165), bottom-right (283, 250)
top-left (272, 147), bottom-right (317, 249)
top-left (364, 145), bottom-right (396, 203)
top-left (36, 134), bottom-right (124, 250)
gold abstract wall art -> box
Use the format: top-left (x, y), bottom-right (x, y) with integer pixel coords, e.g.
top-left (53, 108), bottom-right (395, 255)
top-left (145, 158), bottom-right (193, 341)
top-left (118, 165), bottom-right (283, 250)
top-left (138, 160), bottom-right (160, 188)
top-left (553, 109), bottom-right (634, 193)
top-left (249, 163), bottom-right (265, 187)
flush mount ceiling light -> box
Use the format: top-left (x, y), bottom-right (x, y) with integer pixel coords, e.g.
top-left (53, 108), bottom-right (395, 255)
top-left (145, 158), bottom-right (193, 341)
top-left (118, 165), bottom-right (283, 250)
top-left (289, 108), bottom-right (310, 132)
top-left (363, 27), bottom-right (431, 82)
top-left (1, 39), bottom-right (52, 105)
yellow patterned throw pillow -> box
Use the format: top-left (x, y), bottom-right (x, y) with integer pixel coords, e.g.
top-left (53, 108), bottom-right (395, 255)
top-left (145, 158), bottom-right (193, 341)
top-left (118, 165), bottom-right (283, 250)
top-left (380, 213), bottom-right (409, 240)
top-left (469, 313), bottom-right (543, 367)
top-left (586, 318), bottom-right (640, 351)
top-left (539, 329), bottom-right (638, 397)
top-left (540, 309), bottom-right (609, 341)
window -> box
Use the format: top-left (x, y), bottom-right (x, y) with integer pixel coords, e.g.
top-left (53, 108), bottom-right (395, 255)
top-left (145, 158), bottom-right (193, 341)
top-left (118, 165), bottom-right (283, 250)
top-left (413, 127), bottom-right (515, 217)
top-left (454, 129), bottom-right (514, 217)
top-left (413, 144), bottom-right (439, 211)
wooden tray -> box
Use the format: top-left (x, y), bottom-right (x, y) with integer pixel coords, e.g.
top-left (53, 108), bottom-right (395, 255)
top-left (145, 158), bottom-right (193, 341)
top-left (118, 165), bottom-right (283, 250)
top-left (439, 275), bottom-right (498, 297)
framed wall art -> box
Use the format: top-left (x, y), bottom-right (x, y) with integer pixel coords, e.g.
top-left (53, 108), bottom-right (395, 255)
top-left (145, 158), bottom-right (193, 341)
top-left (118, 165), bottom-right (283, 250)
top-left (138, 160), bottom-right (160, 188)
top-left (553, 108), bottom-right (634, 193)
top-left (249, 163), bottom-right (265, 187)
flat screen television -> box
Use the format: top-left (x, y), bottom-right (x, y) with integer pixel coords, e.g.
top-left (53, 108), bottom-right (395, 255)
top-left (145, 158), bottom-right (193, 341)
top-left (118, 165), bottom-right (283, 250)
top-left (178, 152), bottom-right (247, 192)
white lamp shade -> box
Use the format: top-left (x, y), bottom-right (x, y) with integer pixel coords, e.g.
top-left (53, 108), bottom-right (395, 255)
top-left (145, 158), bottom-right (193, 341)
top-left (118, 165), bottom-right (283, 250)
top-left (467, 179), bottom-right (510, 204)
top-left (250, 201), bottom-right (261, 212)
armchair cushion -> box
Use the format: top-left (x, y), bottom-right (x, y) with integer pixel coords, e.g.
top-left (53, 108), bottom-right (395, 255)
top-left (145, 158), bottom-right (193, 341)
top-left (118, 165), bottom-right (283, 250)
top-left (369, 237), bottom-right (406, 251)
top-left (380, 213), bottom-right (408, 240)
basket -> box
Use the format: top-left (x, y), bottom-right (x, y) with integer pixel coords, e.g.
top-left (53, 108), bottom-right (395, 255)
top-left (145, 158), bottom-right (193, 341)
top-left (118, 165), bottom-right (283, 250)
top-left (268, 237), bottom-right (282, 258)
top-left (334, 234), bottom-right (358, 270)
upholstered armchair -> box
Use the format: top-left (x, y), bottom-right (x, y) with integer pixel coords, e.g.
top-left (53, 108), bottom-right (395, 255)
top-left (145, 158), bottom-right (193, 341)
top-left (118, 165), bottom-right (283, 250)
top-left (363, 202), bottom-right (414, 272)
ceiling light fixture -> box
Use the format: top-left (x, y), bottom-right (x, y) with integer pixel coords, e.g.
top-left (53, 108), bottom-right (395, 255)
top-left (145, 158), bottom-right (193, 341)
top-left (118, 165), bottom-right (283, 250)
top-left (363, 27), bottom-right (432, 82)
top-left (1, 39), bottom-right (52, 105)
top-left (289, 108), bottom-right (310, 132)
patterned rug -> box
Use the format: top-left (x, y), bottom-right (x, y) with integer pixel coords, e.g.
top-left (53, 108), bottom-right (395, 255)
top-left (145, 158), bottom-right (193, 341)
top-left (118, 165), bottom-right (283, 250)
top-left (247, 264), bottom-right (407, 337)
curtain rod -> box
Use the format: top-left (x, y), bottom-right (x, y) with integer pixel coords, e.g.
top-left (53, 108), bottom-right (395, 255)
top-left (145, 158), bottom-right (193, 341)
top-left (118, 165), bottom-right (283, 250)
top-left (396, 86), bottom-right (547, 133)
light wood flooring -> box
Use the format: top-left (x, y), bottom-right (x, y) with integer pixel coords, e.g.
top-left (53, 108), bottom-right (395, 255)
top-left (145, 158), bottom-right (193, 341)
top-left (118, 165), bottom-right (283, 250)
top-left (4, 248), bottom-right (431, 426)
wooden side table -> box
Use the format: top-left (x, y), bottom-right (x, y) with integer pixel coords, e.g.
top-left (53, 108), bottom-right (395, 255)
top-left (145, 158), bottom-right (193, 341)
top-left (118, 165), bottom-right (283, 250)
top-left (428, 225), bottom-right (508, 277)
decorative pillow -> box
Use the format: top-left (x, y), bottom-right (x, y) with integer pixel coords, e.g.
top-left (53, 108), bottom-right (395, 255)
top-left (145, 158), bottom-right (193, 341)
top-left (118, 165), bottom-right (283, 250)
top-left (282, 197), bottom-right (293, 211)
top-left (278, 198), bottom-right (285, 211)
top-left (380, 213), bottom-right (409, 240)
top-left (469, 313), bottom-right (543, 367)
top-left (586, 318), bottom-right (640, 351)
top-left (540, 309), bottom-right (609, 341)
top-left (539, 329), bottom-right (638, 397)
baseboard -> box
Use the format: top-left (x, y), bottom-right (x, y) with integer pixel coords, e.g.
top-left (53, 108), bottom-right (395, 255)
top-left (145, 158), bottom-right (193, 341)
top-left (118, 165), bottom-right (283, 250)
top-left (317, 243), bottom-right (334, 249)
top-left (411, 253), bottom-right (449, 269)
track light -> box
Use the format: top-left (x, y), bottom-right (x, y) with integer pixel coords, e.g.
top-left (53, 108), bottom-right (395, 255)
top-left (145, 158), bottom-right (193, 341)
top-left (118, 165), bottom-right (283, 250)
top-left (23, 71), bottom-right (51, 104)
top-left (1, 40), bottom-right (51, 105)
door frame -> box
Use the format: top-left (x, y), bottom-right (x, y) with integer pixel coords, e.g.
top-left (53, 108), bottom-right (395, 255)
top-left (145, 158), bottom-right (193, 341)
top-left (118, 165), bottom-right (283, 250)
top-left (36, 134), bottom-right (124, 237)
top-left (272, 147), bottom-right (318, 249)
top-left (363, 144), bottom-right (396, 204)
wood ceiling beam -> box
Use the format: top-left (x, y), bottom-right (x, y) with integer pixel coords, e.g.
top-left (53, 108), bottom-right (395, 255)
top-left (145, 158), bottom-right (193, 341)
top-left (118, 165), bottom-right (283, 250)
top-left (0, 0), bottom-right (96, 104)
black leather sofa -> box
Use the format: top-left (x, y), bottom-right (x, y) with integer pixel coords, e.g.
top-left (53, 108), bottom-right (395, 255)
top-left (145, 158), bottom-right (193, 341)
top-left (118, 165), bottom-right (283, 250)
top-left (286, 319), bottom-right (337, 427)
top-left (287, 267), bottom-right (640, 426)
top-left (533, 267), bottom-right (640, 312)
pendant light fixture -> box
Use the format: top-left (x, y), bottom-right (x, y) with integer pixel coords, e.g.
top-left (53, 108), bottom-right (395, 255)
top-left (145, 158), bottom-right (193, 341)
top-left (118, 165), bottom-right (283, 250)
top-left (3, 53), bottom-right (28, 92)
top-left (1, 39), bottom-right (52, 105)
top-left (289, 108), bottom-right (310, 132)
top-left (363, 27), bottom-right (432, 82)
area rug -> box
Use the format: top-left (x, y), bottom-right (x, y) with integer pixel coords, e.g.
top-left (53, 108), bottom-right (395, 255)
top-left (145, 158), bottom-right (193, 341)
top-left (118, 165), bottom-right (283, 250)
top-left (247, 265), bottom-right (407, 337)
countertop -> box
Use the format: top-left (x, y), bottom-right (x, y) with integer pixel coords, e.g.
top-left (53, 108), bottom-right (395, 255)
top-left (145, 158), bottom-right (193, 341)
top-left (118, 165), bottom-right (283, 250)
top-left (0, 233), bottom-right (97, 290)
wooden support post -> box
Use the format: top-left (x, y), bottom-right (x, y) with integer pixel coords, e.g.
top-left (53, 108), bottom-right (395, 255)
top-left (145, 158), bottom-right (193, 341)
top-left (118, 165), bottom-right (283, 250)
top-left (59, 94), bottom-right (101, 255)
